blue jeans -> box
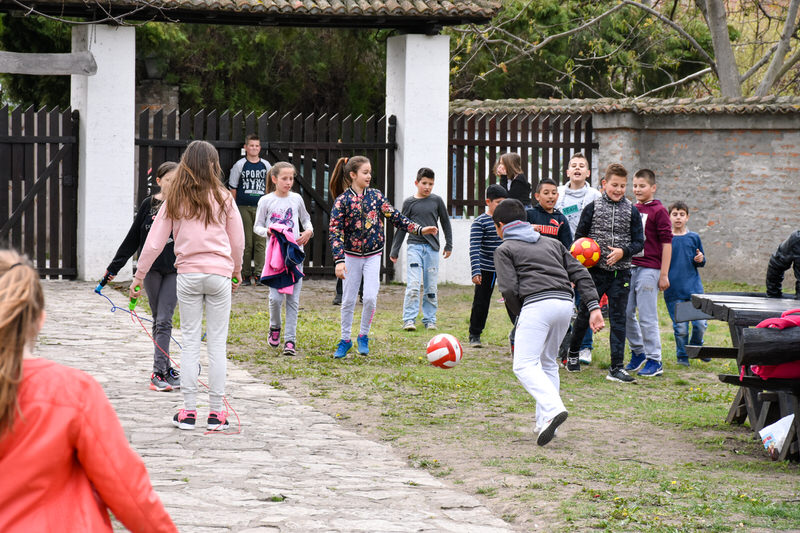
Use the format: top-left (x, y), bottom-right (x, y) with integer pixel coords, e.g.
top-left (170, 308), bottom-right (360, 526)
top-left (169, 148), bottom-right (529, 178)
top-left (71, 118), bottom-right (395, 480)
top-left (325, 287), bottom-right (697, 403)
top-left (402, 243), bottom-right (439, 325)
top-left (665, 299), bottom-right (707, 359)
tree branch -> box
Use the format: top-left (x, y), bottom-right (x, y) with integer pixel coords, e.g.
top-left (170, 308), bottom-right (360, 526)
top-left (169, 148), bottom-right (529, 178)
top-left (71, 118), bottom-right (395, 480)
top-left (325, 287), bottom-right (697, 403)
top-left (634, 66), bottom-right (713, 98)
top-left (740, 43), bottom-right (777, 83)
top-left (756, 0), bottom-right (800, 95)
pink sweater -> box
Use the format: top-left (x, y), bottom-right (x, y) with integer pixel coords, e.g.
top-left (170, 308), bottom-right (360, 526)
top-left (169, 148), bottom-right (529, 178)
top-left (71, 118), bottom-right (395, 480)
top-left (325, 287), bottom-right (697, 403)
top-left (136, 192), bottom-right (244, 279)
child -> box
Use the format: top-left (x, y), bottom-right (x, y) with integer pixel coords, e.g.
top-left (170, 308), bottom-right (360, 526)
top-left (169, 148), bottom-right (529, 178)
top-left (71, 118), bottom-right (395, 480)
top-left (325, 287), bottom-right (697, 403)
top-left (495, 152), bottom-right (532, 208)
top-left (328, 156), bottom-right (438, 359)
top-left (389, 167), bottom-right (453, 331)
top-left (253, 162), bottom-right (314, 356)
top-left (526, 178), bottom-right (573, 250)
top-left (555, 153), bottom-right (601, 364)
top-left (665, 201), bottom-right (706, 366)
top-left (566, 163), bottom-right (644, 383)
top-left (468, 184), bottom-right (508, 347)
top-left (492, 200), bottom-right (604, 446)
top-left (624, 169), bottom-right (673, 377)
top-left (0, 250), bottom-right (178, 532)
top-left (229, 133), bottom-right (270, 286)
top-left (132, 140), bottom-right (244, 431)
top-left (766, 229), bottom-right (800, 299)
top-left (104, 161), bottom-right (180, 392)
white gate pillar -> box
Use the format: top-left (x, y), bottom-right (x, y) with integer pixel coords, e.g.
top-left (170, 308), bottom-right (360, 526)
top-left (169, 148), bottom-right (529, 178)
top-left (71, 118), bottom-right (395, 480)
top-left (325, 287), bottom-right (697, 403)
top-left (71, 25), bottom-right (136, 281)
top-left (386, 34), bottom-right (450, 282)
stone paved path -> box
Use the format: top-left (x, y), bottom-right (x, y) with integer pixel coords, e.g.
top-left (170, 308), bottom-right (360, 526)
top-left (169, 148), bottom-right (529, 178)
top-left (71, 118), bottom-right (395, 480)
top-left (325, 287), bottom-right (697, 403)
top-left (39, 281), bottom-right (512, 533)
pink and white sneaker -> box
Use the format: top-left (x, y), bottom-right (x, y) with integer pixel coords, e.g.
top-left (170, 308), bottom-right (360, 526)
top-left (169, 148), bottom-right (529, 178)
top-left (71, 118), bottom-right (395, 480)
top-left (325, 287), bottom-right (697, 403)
top-left (268, 327), bottom-right (281, 348)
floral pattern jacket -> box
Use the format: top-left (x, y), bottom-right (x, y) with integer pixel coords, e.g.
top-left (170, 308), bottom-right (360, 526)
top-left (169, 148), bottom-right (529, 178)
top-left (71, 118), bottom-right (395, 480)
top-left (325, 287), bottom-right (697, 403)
top-left (329, 187), bottom-right (421, 264)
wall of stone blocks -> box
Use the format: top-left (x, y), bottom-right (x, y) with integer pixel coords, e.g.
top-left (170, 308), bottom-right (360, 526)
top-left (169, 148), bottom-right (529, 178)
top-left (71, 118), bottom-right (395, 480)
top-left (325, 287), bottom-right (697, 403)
top-left (592, 112), bottom-right (800, 288)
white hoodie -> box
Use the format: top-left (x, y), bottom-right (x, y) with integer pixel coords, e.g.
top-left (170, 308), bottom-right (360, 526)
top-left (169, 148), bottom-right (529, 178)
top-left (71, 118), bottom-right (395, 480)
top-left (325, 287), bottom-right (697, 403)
top-left (555, 182), bottom-right (602, 234)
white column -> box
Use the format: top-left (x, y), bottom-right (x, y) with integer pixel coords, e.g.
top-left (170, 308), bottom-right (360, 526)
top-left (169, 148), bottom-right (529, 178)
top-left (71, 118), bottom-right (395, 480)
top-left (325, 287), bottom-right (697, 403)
top-left (386, 34), bottom-right (450, 282)
top-left (71, 25), bottom-right (136, 281)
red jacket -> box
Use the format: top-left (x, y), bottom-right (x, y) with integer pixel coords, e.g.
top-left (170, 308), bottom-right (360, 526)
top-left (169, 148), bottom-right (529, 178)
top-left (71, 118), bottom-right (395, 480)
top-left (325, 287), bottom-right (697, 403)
top-left (0, 359), bottom-right (177, 533)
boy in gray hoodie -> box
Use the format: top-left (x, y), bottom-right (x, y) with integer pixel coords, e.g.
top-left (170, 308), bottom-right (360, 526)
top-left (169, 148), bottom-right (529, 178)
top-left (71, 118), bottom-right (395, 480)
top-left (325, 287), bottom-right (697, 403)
top-left (493, 199), bottom-right (604, 446)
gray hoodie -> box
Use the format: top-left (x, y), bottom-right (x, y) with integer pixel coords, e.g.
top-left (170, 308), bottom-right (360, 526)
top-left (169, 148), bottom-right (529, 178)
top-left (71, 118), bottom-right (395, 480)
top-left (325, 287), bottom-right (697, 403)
top-left (494, 220), bottom-right (600, 317)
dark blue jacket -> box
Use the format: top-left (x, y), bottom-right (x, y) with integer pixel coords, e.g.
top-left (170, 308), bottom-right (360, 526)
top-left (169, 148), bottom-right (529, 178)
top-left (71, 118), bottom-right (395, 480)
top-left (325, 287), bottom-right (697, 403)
top-left (260, 228), bottom-right (305, 289)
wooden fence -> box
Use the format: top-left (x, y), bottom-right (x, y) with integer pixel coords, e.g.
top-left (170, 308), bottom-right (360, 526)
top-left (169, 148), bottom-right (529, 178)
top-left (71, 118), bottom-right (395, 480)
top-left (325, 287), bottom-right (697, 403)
top-left (136, 109), bottom-right (397, 278)
top-left (0, 106), bottom-right (79, 278)
top-left (448, 113), bottom-right (598, 218)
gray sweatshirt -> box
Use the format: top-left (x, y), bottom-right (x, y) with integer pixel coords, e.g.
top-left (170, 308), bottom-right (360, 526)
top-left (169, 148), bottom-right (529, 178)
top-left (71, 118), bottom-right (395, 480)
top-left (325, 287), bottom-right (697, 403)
top-left (389, 194), bottom-right (453, 257)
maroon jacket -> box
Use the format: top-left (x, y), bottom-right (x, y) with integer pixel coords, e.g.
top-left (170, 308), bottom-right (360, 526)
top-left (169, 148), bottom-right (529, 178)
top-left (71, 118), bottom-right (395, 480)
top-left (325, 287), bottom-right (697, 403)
top-left (633, 198), bottom-right (673, 269)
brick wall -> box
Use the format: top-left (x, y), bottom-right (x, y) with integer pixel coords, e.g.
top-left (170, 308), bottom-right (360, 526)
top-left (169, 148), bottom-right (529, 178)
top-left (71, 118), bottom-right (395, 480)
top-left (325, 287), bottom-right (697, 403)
top-left (593, 112), bottom-right (800, 287)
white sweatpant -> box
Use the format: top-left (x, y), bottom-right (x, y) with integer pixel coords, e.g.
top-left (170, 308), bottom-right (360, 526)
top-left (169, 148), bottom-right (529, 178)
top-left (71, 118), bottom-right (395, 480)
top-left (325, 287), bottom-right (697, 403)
top-left (340, 254), bottom-right (381, 340)
top-left (513, 298), bottom-right (573, 431)
top-left (176, 273), bottom-right (231, 412)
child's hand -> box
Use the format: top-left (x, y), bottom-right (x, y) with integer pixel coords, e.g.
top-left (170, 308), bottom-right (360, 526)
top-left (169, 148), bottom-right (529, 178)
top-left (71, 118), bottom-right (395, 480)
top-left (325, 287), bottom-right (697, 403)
top-left (129, 280), bottom-right (143, 299)
top-left (443, 250), bottom-right (452, 259)
top-left (335, 263), bottom-right (347, 279)
top-left (421, 226), bottom-right (438, 235)
top-left (472, 274), bottom-right (482, 285)
top-left (694, 248), bottom-right (704, 263)
top-left (658, 273), bottom-right (670, 291)
top-left (589, 309), bottom-right (605, 333)
top-left (297, 230), bottom-right (313, 246)
top-left (389, 256), bottom-right (397, 263)
top-left (606, 246), bottom-right (623, 266)
top-left (232, 271), bottom-right (242, 291)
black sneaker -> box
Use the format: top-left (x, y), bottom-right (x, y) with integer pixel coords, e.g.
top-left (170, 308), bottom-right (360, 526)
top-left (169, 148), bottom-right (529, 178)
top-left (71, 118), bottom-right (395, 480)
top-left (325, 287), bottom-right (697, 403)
top-left (241, 277), bottom-right (252, 286)
top-left (469, 335), bottom-right (482, 348)
top-left (207, 411), bottom-right (230, 431)
top-left (537, 410), bottom-right (568, 446)
top-left (566, 351), bottom-right (581, 372)
top-left (606, 367), bottom-right (637, 383)
top-left (165, 367), bottom-right (180, 389)
top-left (172, 409), bottom-right (197, 430)
top-left (332, 293), bottom-right (342, 305)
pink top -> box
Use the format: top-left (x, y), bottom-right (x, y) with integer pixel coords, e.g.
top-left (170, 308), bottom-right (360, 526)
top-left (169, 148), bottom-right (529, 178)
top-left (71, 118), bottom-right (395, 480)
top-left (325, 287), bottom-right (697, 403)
top-left (0, 359), bottom-right (177, 533)
top-left (136, 192), bottom-right (244, 279)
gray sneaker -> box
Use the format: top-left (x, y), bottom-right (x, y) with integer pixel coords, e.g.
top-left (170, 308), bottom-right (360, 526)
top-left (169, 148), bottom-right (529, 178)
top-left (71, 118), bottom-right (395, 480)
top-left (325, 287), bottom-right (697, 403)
top-left (166, 367), bottom-right (180, 389)
top-left (403, 320), bottom-right (416, 331)
top-left (469, 335), bottom-right (482, 348)
top-left (150, 372), bottom-right (173, 392)
top-left (425, 323), bottom-right (437, 331)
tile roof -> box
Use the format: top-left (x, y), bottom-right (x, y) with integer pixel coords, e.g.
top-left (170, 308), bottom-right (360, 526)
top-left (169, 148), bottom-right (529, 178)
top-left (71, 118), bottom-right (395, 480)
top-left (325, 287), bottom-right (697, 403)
top-left (0, 0), bottom-right (500, 27)
top-left (451, 96), bottom-right (800, 115)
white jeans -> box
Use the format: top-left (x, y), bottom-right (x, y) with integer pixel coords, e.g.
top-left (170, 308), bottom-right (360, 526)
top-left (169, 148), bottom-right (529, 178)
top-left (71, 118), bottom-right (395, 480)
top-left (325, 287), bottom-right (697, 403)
top-left (176, 273), bottom-right (231, 412)
top-left (513, 298), bottom-right (573, 431)
top-left (340, 254), bottom-right (381, 340)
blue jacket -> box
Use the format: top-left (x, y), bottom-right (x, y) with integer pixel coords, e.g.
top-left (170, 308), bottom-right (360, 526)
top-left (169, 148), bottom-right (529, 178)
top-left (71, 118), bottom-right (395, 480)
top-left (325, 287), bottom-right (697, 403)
top-left (260, 226), bottom-right (305, 290)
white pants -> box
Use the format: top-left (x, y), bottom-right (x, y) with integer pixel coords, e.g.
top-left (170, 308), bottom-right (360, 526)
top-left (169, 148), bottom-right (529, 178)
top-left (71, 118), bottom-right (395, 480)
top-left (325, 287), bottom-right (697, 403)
top-left (176, 273), bottom-right (231, 412)
top-left (513, 298), bottom-right (573, 431)
top-left (340, 254), bottom-right (381, 340)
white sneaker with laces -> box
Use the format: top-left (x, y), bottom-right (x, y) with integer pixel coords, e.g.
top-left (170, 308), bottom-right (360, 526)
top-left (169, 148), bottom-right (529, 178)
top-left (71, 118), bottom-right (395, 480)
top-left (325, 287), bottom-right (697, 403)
top-left (578, 348), bottom-right (592, 365)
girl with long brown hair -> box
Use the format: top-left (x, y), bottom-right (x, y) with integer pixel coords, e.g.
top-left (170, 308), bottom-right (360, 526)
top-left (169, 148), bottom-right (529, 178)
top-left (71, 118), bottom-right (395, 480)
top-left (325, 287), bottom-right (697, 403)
top-left (328, 156), bottom-right (437, 359)
top-left (130, 140), bottom-right (244, 431)
top-left (494, 152), bottom-right (532, 208)
top-left (0, 250), bottom-right (177, 532)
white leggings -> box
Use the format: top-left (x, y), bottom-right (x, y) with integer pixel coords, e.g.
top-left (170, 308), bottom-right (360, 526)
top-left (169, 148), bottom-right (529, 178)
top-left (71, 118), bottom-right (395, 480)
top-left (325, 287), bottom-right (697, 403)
top-left (340, 254), bottom-right (381, 340)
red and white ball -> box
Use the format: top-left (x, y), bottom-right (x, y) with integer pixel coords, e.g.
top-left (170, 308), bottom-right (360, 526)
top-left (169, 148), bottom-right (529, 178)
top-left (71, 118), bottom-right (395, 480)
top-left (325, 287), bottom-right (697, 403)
top-left (570, 237), bottom-right (602, 268)
top-left (426, 333), bottom-right (463, 369)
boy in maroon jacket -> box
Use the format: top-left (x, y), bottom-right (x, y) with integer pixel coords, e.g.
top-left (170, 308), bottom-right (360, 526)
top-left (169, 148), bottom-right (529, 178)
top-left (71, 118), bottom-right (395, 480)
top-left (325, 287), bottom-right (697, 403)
top-left (625, 169), bottom-right (673, 377)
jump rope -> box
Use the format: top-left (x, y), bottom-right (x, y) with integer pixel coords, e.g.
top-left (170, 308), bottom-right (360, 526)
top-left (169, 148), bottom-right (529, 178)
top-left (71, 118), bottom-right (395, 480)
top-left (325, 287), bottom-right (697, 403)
top-left (95, 273), bottom-right (241, 435)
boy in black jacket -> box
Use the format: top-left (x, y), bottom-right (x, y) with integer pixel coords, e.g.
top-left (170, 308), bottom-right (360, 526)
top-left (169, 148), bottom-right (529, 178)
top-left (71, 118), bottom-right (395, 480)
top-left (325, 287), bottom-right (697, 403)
top-left (766, 230), bottom-right (800, 298)
top-left (494, 199), bottom-right (603, 446)
top-left (526, 178), bottom-right (573, 250)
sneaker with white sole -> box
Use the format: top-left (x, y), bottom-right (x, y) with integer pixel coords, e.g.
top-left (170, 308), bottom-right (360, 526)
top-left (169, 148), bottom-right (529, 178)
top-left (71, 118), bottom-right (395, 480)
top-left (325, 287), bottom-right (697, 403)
top-left (207, 411), bottom-right (230, 431)
top-left (537, 411), bottom-right (568, 446)
top-left (625, 352), bottom-right (646, 371)
top-left (268, 327), bottom-right (281, 348)
top-left (638, 358), bottom-right (664, 377)
top-left (606, 367), bottom-right (637, 383)
top-left (283, 341), bottom-right (296, 356)
top-left (566, 351), bottom-right (581, 372)
top-left (403, 320), bottom-right (416, 331)
top-left (172, 409), bottom-right (197, 430)
top-left (150, 372), bottom-right (173, 392)
top-left (578, 348), bottom-right (592, 365)
top-left (425, 323), bottom-right (437, 330)
top-left (469, 335), bottom-right (482, 348)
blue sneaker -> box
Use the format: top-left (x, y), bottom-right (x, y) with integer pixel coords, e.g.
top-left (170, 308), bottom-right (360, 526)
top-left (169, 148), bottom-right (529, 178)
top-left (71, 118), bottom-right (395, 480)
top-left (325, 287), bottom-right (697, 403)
top-left (638, 358), bottom-right (663, 377)
top-left (334, 339), bottom-right (352, 359)
top-left (625, 352), bottom-right (646, 371)
top-left (357, 334), bottom-right (369, 355)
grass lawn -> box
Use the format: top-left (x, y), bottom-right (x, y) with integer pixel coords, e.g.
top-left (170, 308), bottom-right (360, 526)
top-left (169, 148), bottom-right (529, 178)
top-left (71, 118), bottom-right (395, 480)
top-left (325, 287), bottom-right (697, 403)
top-left (223, 278), bottom-right (800, 532)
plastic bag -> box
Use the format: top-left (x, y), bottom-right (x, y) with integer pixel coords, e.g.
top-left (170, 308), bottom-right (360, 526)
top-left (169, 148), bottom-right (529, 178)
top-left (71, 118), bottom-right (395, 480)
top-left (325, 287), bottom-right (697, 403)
top-left (759, 413), bottom-right (795, 460)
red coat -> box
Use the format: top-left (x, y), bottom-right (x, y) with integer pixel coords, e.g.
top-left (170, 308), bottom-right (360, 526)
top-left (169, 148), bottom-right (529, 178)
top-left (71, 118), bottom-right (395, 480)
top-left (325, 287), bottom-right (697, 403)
top-left (0, 359), bottom-right (177, 533)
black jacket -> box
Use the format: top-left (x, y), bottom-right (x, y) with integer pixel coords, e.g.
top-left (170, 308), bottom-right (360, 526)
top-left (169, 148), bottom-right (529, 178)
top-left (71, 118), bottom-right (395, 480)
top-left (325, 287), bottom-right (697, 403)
top-left (526, 205), bottom-right (573, 250)
top-left (106, 197), bottom-right (176, 276)
top-left (766, 230), bottom-right (800, 298)
top-left (499, 174), bottom-right (532, 207)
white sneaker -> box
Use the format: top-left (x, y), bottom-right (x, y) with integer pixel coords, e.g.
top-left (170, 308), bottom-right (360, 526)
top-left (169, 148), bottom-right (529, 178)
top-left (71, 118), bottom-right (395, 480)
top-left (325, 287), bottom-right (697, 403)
top-left (578, 348), bottom-right (592, 365)
top-left (403, 320), bottom-right (416, 331)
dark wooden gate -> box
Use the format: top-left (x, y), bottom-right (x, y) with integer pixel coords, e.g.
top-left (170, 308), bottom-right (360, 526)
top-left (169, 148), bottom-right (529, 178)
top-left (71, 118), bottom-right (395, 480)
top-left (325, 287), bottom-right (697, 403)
top-left (448, 113), bottom-right (598, 217)
top-left (135, 109), bottom-right (397, 279)
top-left (0, 106), bottom-right (79, 278)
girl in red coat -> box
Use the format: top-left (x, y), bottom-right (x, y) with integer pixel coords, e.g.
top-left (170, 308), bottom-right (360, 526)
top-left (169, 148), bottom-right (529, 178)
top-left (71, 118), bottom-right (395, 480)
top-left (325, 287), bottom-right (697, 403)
top-left (0, 249), bottom-right (177, 533)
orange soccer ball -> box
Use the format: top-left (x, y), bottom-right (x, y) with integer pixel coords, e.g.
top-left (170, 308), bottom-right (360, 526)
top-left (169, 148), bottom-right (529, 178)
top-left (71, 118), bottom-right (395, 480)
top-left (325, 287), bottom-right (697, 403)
top-left (570, 237), bottom-right (601, 268)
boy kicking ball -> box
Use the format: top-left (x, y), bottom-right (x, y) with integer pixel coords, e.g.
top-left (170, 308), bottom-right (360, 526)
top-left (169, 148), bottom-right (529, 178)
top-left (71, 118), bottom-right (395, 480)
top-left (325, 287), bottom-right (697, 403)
top-left (493, 199), bottom-right (604, 445)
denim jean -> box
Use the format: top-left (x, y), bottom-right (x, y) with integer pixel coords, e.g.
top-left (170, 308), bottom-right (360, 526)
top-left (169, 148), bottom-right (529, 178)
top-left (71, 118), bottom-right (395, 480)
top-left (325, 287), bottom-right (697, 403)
top-left (402, 243), bottom-right (439, 325)
top-left (625, 266), bottom-right (662, 361)
top-left (665, 298), bottom-right (707, 359)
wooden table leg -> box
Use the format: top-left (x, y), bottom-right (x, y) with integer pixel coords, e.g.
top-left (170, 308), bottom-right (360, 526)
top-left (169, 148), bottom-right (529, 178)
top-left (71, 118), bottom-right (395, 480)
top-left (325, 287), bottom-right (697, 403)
top-left (726, 388), bottom-right (748, 424)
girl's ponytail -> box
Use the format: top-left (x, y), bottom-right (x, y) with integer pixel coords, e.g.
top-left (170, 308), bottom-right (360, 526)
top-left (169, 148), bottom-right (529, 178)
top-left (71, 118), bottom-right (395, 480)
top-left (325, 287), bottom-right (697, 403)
top-left (329, 156), bottom-right (370, 200)
top-left (0, 250), bottom-right (44, 436)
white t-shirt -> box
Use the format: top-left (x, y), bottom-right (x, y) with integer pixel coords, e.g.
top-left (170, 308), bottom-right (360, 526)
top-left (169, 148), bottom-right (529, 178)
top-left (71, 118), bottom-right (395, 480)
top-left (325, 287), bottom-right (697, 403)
top-left (555, 183), bottom-right (602, 234)
top-left (253, 192), bottom-right (313, 246)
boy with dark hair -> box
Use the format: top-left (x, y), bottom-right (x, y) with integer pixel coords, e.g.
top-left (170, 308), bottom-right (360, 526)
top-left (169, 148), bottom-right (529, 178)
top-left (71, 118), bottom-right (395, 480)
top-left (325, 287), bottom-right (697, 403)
top-left (566, 163), bottom-right (644, 383)
top-left (665, 201), bottom-right (707, 366)
top-left (527, 178), bottom-right (573, 250)
top-left (624, 168), bottom-right (673, 377)
top-left (468, 184), bottom-right (508, 347)
top-left (390, 167), bottom-right (453, 331)
top-left (229, 133), bottom-right (271, 286)
top-left (493, 198), bottom-right (603, 445)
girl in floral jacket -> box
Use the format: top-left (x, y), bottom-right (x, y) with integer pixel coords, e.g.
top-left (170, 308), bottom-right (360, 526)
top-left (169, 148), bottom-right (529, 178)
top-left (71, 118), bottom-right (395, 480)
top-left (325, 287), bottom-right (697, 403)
top-left (328, 156), bottom-right (437, 359)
